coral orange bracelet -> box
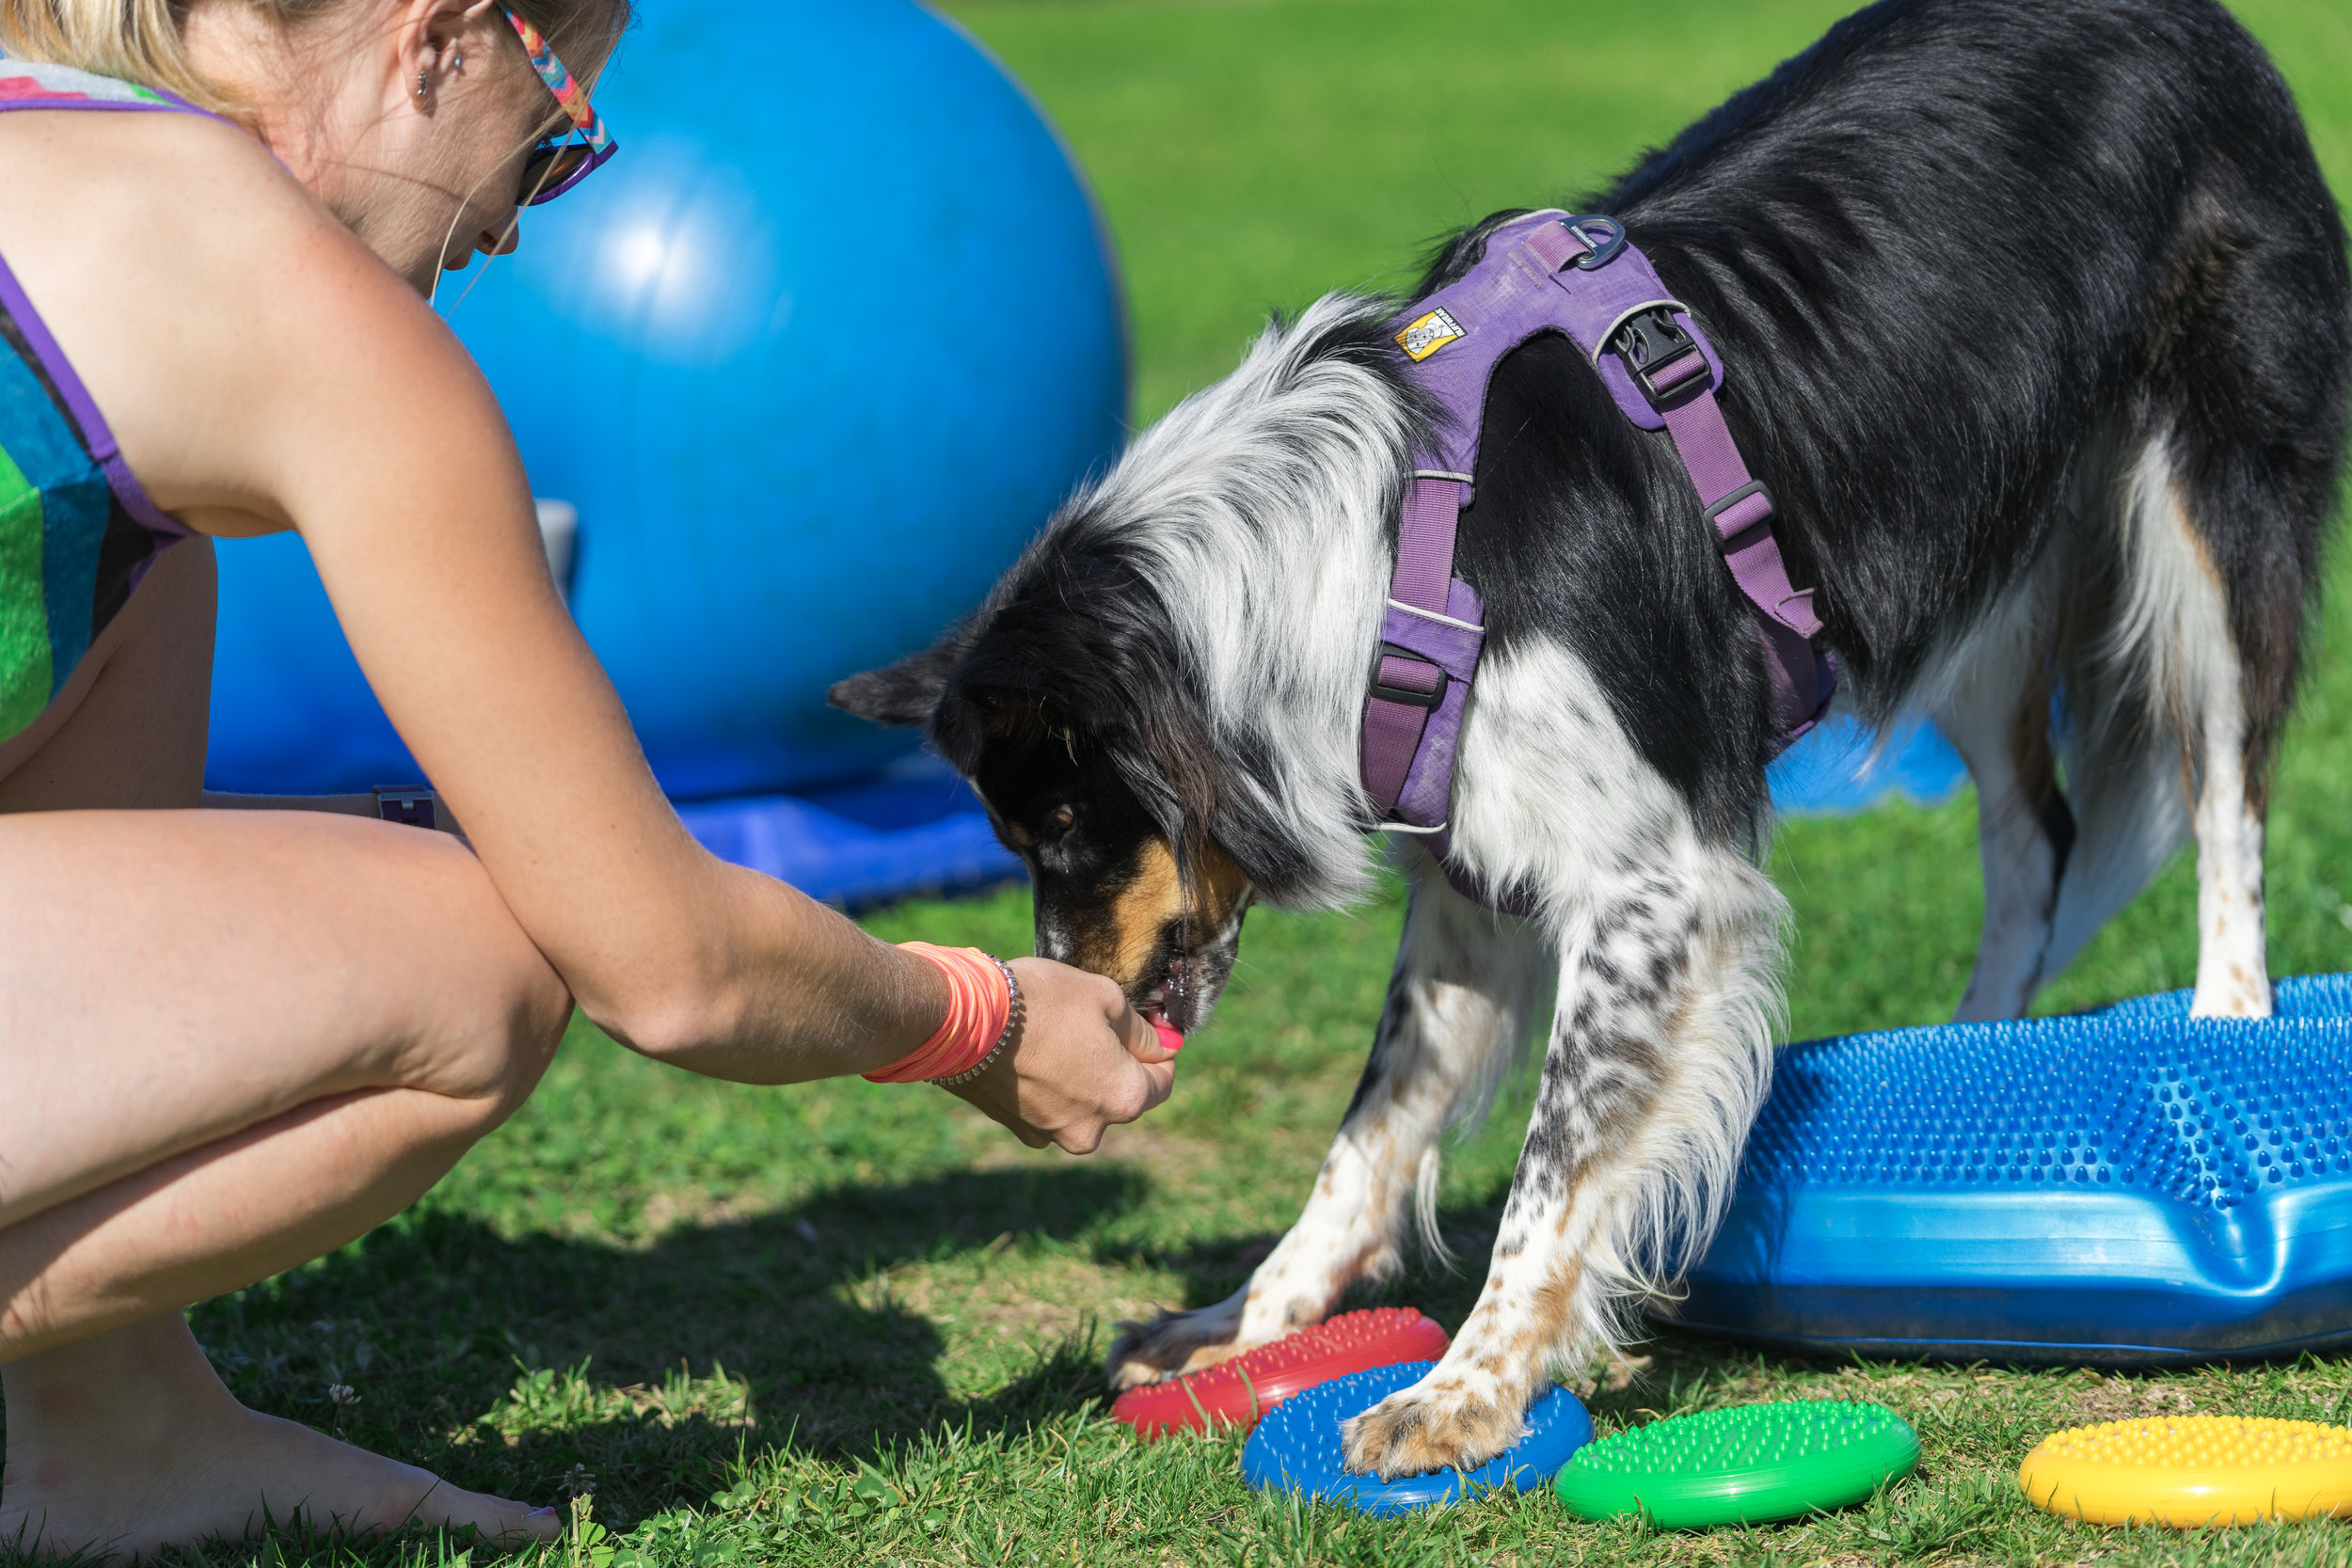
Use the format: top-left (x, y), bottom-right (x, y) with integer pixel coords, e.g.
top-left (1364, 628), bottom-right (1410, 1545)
top-left (929, 961), bottom-right (1023, 1087)
top-left (864, 943), bottom-right (1021, 1085)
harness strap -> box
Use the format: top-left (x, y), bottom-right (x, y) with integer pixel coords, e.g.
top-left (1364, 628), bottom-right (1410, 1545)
top-left (1360, 473), bottom-right (1469, 816)
top-left (1659, 384), bottom-right (1829, 729)
top-left (1360, 209), bottom-right (1836, 911)
top-left (1391, 471), bottom-right (1466, 613)
top-left (1536, 215), bottom-right (1833, 739)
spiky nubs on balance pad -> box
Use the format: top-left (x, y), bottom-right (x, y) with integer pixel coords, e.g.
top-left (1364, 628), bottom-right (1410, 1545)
top-left (1557, 1400), bottom-right (1918, 1528)
top-left (1109, 1307), bottom-right (1449, 1439)
top-left (2020, 1415), bottom-right (2352, 1526)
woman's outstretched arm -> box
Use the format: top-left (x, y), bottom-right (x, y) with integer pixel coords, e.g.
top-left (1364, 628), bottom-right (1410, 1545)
top-left (8, 108), bottom-right (1170, 1145)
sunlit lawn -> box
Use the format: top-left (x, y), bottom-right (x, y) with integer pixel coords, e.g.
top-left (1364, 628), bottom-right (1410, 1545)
top-left (11, 1), bottom-right (2352, 1565)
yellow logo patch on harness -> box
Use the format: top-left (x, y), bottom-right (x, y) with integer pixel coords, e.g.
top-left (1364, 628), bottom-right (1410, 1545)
top-left (1395, 308), bottom-right (1467, 362)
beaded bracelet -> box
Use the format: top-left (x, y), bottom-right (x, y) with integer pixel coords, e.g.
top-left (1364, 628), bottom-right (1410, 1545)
top-left (930, 958), bottom-right (1024, 1087)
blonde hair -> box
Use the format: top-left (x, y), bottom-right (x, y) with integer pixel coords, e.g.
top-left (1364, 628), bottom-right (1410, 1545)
top-left (0, 0), bottom-right (628, 118)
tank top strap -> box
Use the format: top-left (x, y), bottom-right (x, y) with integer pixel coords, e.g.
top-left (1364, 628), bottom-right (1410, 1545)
top-left (0, 56), bottom-right (210, 546)
top-left (0, 56), bottom-right (215, 736)
top-left (0, 57), bottom-right (224, 120)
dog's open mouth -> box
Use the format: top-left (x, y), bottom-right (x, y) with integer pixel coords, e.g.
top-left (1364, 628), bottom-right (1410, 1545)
top-left (1136, 985), bottom-right (1185, 1051)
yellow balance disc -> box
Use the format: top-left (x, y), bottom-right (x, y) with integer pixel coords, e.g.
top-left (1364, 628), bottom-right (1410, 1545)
top-left (2020, 1416), bottom-right (2352, 1527)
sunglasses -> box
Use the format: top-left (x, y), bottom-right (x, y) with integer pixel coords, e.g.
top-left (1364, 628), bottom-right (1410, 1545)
top-left (501, 4), bottom-right (617, 206)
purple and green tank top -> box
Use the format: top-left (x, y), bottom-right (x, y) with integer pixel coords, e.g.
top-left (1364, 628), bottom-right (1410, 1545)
top-left (0, 59), bottom-right (212, 739)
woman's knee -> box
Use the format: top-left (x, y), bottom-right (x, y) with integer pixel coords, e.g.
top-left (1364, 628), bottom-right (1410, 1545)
top-left (430, 984), bottom-right (567, 1145)
top-left (390, 831), bottom-right (574, 1119)
top-left (497, 985), bottom-right (571, 1119)
top-left (465, 941), bottom-right (570, 1128)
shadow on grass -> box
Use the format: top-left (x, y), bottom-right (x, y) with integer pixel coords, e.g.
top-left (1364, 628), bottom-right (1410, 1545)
top-left (179, 1165), bottom-right (1146, 1525)
top-left (1068, 1168), bottom-right (1915, 1437)
top-left (162, 1162), bottom-right (1756, 1532)
top-left (1085, 1181), bottom-right (1518, 1354)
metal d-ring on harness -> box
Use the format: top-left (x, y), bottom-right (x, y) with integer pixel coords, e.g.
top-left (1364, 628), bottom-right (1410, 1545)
top-left (1359, 211), bottom-right (1836, 908)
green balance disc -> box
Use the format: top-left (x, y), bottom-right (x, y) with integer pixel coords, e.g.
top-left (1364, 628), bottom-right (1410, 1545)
top-left (1557, 1400), bottom-right (1918, 1528)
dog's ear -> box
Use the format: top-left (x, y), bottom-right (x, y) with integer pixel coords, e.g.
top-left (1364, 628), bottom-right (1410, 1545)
top-left (829, 641), bottom-right (960, 728)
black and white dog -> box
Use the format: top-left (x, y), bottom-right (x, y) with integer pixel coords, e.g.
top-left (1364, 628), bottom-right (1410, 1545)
top-left (835, 0), bottom-right (2350, 1478)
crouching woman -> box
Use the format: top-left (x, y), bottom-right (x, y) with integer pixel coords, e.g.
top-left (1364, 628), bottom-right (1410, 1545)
top-left (0, 0), bottom-right (1171, 1557)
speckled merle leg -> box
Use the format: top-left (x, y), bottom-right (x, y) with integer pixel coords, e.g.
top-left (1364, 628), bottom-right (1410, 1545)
top-left (1340, 848), bottom-right (1781, 1479)
top-left (1104, 860), bottom-right (1548, 1389)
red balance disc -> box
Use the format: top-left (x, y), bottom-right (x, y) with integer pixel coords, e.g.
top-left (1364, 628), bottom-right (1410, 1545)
top-left (1110, 1307), bottom-right (1451, 1440)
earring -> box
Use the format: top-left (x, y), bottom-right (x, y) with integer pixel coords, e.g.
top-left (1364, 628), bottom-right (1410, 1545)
top-left (453, 49), bottom-right (464, 71)
top-left (415, 69), bottom-right (429, 100)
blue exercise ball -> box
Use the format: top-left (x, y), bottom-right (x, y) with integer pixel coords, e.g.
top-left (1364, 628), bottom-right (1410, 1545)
top-left (206, 0), bottom-right (1127, 799)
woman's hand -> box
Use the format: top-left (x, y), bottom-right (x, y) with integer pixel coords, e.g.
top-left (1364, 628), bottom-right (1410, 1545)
top-left (944, 958), bottom-right (1178, 1153)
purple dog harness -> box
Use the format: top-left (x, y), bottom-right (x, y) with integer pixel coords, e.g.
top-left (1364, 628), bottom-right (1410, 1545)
top-left (1360, 212), bottom-right (1836, 899)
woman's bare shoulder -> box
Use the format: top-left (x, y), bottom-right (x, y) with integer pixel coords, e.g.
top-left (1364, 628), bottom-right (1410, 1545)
top-left (0, 106), bottom-right (460, 526)
top-left (0, 102), bottom-right (324, 257)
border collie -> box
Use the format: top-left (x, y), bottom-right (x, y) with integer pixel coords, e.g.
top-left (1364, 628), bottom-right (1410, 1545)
top-left (834, 0), bottom-right (2350, 1477)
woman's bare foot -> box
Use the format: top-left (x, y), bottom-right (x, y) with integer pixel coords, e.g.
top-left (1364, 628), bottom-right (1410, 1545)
top-left (1, 1315), bottom-right (559, 1561)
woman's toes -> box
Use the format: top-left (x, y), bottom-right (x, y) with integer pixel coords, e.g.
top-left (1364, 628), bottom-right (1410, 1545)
top-left (109, 1407), bottom-right (553, 1556)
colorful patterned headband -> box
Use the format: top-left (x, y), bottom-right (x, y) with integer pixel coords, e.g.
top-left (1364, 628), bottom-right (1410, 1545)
top-left (500, 4), bottom-right (612, 156)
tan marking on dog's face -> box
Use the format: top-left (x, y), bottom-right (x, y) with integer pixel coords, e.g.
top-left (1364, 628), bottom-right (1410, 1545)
top-left (1073, 832), bottom-right (1252, 990)
top-left (1098, 835), bottom-right (1182, 985)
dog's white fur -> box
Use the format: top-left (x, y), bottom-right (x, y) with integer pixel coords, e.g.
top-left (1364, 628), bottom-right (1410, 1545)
top-left (1076, 295), bottom-right (1409, 911)
top-left (1098, 299), bottom-right (2272, 1479)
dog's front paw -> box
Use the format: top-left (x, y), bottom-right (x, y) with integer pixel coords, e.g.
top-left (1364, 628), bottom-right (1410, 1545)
top-left (1340, 1375), bottom-right (1527, 1480)
top-left (1104, 1296), bottom-right (1263, 1390)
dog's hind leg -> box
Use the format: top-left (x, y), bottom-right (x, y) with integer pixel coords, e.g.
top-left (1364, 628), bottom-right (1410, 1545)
top-left (1929, 568), bottom-right (2073, 1022)
top-left (1104, 857), bottom-right (1549, 1389)
top-left (1340, 847), bottom-right (1782, 1478)
top-left (2061, 426), bottom-right (2307, 1021)
top-left (2078, 183), bottom-right (2347, 1015)
top-left (2033, 610), bottom-right (2190, 1000)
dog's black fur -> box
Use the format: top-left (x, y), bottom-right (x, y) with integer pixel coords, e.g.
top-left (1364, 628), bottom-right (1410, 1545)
top-left (837, 0), bottom-right (2351, 1476)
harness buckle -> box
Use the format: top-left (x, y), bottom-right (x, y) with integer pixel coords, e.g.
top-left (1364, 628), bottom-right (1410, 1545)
top-left (1560, 214), bottom-right (1628, 271)
top-left (1371, 642), bottom-right (1448, 710)
top-left (1703, 479), bottom-right (1777, 552)
top-left (1612, 307), bottom-right (1713, 411)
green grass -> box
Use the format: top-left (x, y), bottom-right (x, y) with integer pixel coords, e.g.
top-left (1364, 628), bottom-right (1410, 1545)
top-left (14, 2), bottom-right (2352, 1565)
top-left (954, 0), bottom-right (2352, 424)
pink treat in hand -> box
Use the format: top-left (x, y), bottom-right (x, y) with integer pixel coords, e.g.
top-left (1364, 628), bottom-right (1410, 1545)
top-left (1151, 1018), bottom-right (1185, 1054)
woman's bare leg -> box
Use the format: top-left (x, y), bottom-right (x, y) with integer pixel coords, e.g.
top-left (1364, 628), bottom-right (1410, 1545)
top-left (0, 809), bottom-right (569, 1247)
top-left (1, 539), bottom-right (574, 1556)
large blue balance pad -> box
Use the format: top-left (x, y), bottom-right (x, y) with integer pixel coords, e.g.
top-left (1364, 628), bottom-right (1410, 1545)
top-left (205, 0), bottom-right (1121, 900)
top-left (1240, 1362), bottom-right (1592, 1515)
top-left (1674, 974), bottom-right (2352, 1364)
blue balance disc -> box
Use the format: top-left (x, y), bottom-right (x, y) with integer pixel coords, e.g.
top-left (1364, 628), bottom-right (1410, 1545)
top-left (1674, 974), bottom-right (2352, 1364)
top-left (1239, 1361), bottom-right (1592, 1515)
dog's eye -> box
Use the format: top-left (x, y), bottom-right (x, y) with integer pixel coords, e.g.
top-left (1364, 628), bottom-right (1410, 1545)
top-left (1046, 804), bottom-right (1076, 834)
